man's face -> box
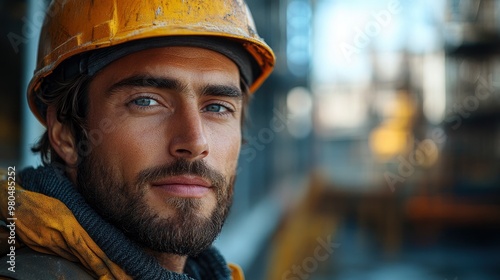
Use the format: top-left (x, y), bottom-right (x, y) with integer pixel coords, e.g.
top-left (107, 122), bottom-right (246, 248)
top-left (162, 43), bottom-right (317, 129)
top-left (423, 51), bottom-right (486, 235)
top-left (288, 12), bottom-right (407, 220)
top-left (76, 46), bottom-right (242, 255)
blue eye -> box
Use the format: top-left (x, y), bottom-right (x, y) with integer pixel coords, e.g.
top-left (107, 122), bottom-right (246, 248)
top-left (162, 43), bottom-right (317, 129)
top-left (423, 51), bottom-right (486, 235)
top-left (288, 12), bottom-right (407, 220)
top-left (205, 104), bottom-right (228, 113)
top-left (132, 98), bottom-right (158, 107)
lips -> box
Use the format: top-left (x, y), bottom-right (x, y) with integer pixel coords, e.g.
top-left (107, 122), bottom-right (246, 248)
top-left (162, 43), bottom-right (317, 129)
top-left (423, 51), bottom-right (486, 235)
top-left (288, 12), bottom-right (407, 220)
top-left (151, 175), bottom-right (212, 198)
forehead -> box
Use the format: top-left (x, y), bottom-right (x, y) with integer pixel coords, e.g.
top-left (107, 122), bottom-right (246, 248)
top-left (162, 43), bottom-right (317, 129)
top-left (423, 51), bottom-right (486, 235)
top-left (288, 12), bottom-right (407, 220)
top-left (89, 46), bottom-right (241, 91)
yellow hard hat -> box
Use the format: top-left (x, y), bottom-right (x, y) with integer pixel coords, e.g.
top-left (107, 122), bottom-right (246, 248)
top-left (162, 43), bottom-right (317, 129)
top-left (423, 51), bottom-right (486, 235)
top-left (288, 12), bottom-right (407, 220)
top-left (29, 0), bottom-right (275, 124)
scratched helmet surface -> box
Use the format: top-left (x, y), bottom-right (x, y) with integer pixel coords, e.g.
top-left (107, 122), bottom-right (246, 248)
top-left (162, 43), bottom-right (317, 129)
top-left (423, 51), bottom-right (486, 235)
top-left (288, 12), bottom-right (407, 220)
top-left (28, 0), bottom-right (275, 124)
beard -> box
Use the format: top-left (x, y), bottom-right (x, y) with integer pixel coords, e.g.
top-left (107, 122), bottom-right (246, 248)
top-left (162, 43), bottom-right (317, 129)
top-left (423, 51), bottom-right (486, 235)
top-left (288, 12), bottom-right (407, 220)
top-left (76, 154), bottom-right (234, 256)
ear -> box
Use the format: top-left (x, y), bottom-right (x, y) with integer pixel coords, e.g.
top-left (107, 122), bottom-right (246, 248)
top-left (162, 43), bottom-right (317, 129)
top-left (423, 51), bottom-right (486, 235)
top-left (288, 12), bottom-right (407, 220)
top-left (46, 107), bottom-right (78, 166)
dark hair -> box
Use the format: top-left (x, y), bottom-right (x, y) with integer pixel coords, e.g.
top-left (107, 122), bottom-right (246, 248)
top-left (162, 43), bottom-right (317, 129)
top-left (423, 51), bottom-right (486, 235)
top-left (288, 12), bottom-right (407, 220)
top-left (31, 73), bottom-right (91, 165)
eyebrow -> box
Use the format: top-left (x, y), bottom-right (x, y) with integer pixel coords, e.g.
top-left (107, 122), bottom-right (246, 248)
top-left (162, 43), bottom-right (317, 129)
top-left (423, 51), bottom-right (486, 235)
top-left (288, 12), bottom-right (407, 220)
top-left (201, 84), bottom-right (243, 99)
top-left (107, 75), bottom-right (242, 99)
top-left (107, 75), bottom-right (185, 95)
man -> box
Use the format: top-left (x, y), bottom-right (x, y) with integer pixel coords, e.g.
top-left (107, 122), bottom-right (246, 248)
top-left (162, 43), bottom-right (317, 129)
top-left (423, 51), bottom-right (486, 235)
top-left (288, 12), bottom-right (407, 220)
top-left (0, 0), bottom-right (274, 279)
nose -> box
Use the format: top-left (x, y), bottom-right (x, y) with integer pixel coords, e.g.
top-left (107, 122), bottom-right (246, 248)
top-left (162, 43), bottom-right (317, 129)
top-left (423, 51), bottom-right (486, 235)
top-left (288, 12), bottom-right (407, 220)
top-left (168, 108), bottom-right (209, 161)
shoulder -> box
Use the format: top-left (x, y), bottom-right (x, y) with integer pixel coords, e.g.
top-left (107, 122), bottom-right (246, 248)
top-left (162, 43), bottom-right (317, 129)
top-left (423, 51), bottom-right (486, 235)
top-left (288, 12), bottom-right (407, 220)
top-left (0, 247), bottom-right (94, 280)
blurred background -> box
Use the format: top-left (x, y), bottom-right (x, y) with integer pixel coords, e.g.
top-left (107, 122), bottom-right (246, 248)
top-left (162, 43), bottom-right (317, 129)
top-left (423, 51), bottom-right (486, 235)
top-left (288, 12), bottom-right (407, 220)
top-left (1, 0), bottom-right (500, 279)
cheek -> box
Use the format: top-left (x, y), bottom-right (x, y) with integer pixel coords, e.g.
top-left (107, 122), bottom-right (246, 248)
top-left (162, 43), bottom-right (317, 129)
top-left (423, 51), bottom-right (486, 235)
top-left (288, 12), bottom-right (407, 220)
top-left (208, 125), bottom-right (241, 173)
top-left (87, 117), bottom-right (165, 184)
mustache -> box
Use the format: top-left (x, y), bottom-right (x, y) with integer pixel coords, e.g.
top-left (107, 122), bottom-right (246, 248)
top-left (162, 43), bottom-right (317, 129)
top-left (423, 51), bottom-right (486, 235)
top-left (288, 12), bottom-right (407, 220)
top-left (134, 159), bottom-right (227, 190)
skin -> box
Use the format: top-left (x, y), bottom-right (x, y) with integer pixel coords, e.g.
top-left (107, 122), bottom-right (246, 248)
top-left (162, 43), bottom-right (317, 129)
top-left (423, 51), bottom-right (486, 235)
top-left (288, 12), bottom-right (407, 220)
top-left (48, 46), bottom-right (243, 272)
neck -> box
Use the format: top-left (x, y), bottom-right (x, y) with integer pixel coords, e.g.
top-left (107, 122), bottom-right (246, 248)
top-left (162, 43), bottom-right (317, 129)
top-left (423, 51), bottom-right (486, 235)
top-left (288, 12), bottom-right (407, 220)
top-left (145, 249), bottom-right (188, 274)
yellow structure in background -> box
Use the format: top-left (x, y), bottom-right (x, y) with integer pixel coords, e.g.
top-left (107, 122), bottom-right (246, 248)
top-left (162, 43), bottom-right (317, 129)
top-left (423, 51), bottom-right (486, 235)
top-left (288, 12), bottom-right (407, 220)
top-left (369, 91), bottom-right (416, 161)
top-left (266, 172), bottom-right (338, 280)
